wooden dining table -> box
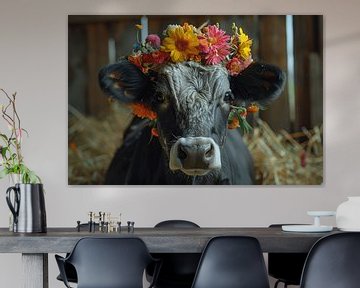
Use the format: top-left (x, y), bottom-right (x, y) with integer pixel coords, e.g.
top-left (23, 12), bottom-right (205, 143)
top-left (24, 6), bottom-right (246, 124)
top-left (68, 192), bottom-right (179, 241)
top-left (0, 226), bottom-right (340, 288)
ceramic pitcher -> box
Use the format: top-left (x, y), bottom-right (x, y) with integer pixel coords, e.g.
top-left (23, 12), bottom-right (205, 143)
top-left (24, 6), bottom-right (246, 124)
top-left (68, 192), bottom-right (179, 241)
top-left (6, 183), bottom-right (47, 233)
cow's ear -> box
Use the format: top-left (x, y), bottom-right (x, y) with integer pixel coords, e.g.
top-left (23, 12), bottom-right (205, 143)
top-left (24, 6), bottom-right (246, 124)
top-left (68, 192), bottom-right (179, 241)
top-left (98, 59), bottom-right (151, 103)
top-left (230, 62), bottom-right (286, 107)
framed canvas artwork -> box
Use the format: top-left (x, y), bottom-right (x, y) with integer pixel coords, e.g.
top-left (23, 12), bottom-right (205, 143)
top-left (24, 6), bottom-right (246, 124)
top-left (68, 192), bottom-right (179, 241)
top-left (68, 15), bottom-right (323, 185)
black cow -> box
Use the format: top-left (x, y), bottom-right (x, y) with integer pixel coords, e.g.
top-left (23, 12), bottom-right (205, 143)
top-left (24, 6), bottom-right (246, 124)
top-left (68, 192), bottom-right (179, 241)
top-left (99, 60), bottom-right (285, 184)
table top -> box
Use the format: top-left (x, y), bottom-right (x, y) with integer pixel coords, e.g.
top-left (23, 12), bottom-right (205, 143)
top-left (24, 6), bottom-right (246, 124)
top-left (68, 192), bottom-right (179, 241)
top-left (0, 227), bottom-right (340, 254)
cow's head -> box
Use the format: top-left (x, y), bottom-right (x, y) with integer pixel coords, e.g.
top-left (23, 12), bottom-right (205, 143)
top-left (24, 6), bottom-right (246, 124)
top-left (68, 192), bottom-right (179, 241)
top-left (99, 60), bottom-right (285, 176)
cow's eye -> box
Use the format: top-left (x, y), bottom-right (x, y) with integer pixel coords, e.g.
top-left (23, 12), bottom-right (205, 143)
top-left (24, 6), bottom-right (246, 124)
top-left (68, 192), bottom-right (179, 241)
top-left (223, 91), bottom-right (234, 103)
top-left (155, 92), bottom-right (165, 103)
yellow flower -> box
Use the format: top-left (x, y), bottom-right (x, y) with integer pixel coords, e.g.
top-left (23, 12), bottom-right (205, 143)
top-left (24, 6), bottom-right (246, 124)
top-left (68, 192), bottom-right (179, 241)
top-left (182, 22), bottom-right (196, 33)
top-left (237, 27), bottom-right (252, 60)
top-left (135, 24), bottom-right (143, 30)
top-left (161, 26), bottom-right (199, 63)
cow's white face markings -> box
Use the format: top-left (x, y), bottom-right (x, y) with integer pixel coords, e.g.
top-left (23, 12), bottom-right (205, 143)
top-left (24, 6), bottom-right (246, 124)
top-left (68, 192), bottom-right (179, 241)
top-left (154, 62), bottom-right (231, 176)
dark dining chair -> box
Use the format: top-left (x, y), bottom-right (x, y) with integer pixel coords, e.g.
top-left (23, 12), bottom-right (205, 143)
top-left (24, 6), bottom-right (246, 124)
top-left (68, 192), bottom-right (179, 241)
top-left (56, 223), bottom-right (99, 284)
top-left (191, 236), bottom-right (270, 288)
top-left (268, 224), bottom-right (308, 288)
top-left (300, 232), bottom-right (360, 288)
top-left (55, 237), bottom-right (160, 288)
top-left (147, 220), bottom-right (201, 288)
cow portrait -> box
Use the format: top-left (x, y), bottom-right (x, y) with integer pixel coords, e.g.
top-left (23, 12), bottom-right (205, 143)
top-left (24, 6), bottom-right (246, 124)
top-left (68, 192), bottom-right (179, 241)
top-left (98, 23), bottom-right (285, 185)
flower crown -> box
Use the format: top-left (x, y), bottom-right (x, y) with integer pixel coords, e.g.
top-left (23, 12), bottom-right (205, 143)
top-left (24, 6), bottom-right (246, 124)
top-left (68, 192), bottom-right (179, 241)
top-left (127, 22), bottom-right (258, 136)
top-left (129, 22), bottom-right (253, 75)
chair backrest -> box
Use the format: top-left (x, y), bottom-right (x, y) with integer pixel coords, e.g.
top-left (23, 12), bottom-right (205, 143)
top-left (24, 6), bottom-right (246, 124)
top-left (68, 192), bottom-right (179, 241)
top-left (191, 236), bottom-right (270, 288)
top-left (150, 220), bottom-right (201, 287)
top-left (300, 232), bottom-right (360, 288)
top-left (66, 237), bottom-right (154, 288)
top-left (155, 219), bottom-right (200, 228)
top-left (268, 224), bottom-right (308, 285)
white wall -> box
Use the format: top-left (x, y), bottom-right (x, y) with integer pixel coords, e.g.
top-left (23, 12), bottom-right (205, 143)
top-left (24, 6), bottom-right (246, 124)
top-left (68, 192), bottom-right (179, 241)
top-left (1, 0), bottom-right (360, 287)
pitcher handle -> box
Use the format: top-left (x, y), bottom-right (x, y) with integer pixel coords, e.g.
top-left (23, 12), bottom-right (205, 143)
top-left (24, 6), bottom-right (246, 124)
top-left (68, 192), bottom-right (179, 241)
top-left (6, 186), bottom-right (20, 224)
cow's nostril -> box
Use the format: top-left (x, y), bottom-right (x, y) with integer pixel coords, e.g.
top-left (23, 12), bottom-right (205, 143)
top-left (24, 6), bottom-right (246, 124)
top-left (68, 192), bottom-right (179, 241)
top-left (205, 144), bottom-right (214, 158)
top-left (178, 145), bottom-right (187, 160)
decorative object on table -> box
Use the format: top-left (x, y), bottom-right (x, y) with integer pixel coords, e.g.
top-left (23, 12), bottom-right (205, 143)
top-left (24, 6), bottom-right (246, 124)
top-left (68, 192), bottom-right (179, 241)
top-left (282, 211), bottom-right (335, 232)
top-left (0, 89), bottom-right (41, 183)
top-left (0, 89), bottom-right (46, 233)
top-left (336, 196), bottom-right (360, 231)
top-left (127, 221), bottom-right (135, 233)
top-left (6, 183), bottom-right (46, 233)
top-left (77, 211), bottom-right (122, 232)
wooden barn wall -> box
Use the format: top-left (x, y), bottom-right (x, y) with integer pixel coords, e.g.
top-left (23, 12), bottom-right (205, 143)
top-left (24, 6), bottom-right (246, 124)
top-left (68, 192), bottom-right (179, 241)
top-left (293, 15), bottom-right (323, 131)
top-left (258, 15), bottom-right (290, 131)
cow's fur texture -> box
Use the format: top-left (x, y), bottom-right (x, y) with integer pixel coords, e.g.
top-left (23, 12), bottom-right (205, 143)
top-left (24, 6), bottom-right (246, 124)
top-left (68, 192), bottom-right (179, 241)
top-left (99, 60), bottom-right (285, 185)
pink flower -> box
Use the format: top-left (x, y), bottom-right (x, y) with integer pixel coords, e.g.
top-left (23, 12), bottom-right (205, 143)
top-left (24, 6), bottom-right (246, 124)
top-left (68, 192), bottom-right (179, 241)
top-left (226, 57), bottom-right (242, 76)
top-left (201, 25), bottom-right (230, 65)
top-left (146, 34), bottom-right (161, 48)
top-left (226, 57), bottom-right (253, 76)
top-left (238, 57), bottom-right (253, 72)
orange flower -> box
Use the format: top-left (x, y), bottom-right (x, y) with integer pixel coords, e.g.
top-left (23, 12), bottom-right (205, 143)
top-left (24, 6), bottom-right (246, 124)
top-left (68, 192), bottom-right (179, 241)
top-left (227, 117), bottom-right (240, 129)
top-left (142, 51), bottom-right (169, 65)
top-left (128, 54), bottom-right (142, 68)
top-left (128, 54), bottom-right (148, 73)
top-left (189, 54), bottom-right (202, 63)
top-left (129, 103), bottom-right (157, 120)
top-left (247, 104), bottom-right (259, 113)
top-left (151, 127), bottom-right (159, 137)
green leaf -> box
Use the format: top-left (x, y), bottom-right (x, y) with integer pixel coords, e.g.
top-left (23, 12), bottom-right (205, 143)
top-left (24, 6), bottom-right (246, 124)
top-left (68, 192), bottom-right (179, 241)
top-left (239, 118), bottom-right (253, 134)
top-left (17, 164), bottom-right (41, 184)
top-left (21, 128), bottom-right (29, 137)
top-left (0, 168), bottom-right (9, 179)
top-left (1, 146), bottom-right (8, 157)
top-left (228, 109), bottom-right (236, 122)
top-left (29, 171), bottom-right (41, 184)
top-left (0, 133), bottom-right (8, 141)
top-left (234, 112), bottom-right (252, 134)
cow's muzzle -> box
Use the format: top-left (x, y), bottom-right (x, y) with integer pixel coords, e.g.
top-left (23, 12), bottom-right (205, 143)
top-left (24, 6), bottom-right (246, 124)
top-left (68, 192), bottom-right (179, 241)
top-left (169, 137), bottom-right (221, 176)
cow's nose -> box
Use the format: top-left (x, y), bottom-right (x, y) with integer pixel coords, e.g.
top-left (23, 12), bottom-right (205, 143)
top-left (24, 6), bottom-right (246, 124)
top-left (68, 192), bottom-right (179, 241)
top-left (169, 137), bottom-right (221, 175)
top-left (177, 139), bottom-right (216, 170)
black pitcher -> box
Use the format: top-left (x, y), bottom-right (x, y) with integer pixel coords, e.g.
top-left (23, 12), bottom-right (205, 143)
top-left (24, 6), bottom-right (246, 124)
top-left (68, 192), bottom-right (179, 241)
top-left (6, 183), bottom-right (47, 233)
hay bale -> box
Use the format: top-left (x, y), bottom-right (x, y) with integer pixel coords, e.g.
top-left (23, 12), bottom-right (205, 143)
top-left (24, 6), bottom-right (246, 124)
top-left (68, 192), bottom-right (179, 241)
top-left (68, 103), bottom-right (132, 185)
top-left (243, 119), bottom-right (323, 185)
